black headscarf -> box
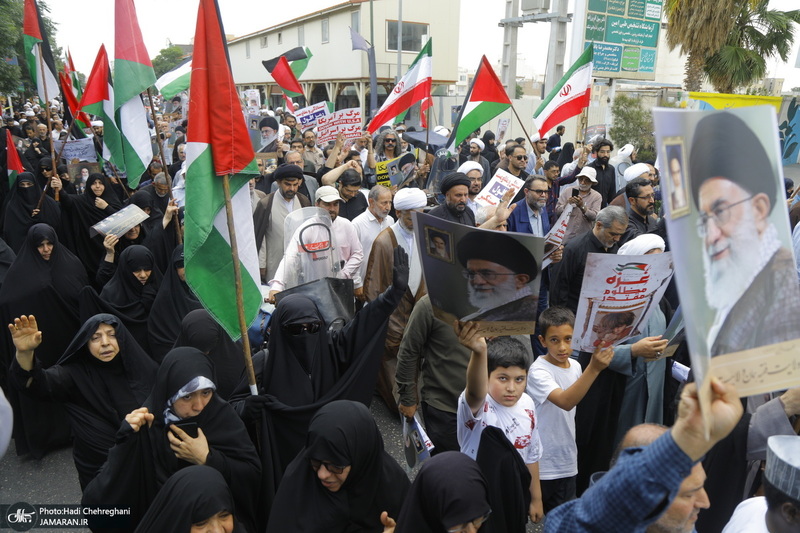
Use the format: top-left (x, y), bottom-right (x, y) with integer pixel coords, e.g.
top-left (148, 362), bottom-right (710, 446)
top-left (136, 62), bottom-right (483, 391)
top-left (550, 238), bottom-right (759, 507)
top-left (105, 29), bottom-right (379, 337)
top-left (82, 347), bottom-right (261, 532)
top-left (395, 452), bottom-right (491, 533)
top-left (481, 130), bottom-right (498, 164)
top-left (2, 172), bottom-right (60, 253)
top-left (47, 314), bottom-right (155, 488)
top-left (556, 142), bottom-right (575, 170)
top-left (58, 173), bottom-right (121, 280)
top-left (125, 190), bottom-right (177, 274)
top-left (0, 223), bottom-right (87, 459)
top-left (99, 245), bottom-right (162, 320)
top-left (134, 466), bottom-right (246, 533)
top-left (148, 246), bottom-right (202, 363)
top-left (0, 237), bottom-right (15, 291)
top-left (172, 308), bottom-right (243, 400)
top-left (267, 400), bottom-right (409, 533)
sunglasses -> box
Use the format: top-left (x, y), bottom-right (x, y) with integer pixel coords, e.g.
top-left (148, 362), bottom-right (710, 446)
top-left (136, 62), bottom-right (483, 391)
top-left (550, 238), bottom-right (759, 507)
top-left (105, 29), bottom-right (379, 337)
top-left (310, 459), bottom-right (346, 474)
top-left (384, 139), bottom-right (396, 144)
top-left (284, 322), bottom-right (322, 335)
top-left (514, 155), bottom-right (528, 161)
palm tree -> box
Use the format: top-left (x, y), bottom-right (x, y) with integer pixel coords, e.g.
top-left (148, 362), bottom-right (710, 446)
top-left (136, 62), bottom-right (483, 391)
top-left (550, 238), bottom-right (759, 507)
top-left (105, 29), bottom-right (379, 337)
top-left (664, 0), bottom-right (739, 91)
top-left (704, 0), bottom-right (800, 94)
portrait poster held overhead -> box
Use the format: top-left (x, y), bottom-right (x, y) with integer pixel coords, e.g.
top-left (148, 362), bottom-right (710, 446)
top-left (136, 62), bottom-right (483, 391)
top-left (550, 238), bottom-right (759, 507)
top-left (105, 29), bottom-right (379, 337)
top-left (375, 152), bottom-right (417, 187)
top-left (653, 106), bottom-right (800, 401)
top-left (542, 204), bottom-right (574, 269)
top-left (415, 212), bottom-right (544, 336)
top-left (90, 204), bottom-right (149, 237)
top-left (571, 252), bottom-right (674, 352)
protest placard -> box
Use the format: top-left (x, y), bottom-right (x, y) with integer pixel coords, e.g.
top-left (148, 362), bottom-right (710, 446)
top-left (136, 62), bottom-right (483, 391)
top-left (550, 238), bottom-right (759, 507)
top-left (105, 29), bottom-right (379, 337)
top-left (402, 414), bottom-right (434, 471)
top-left (316, 107), bottom-right (362, 144)
top-left (294, 101), bottom-right (331, 130)
top-left (375, 153), bottom-right (417, 187)
top-left (653, 105), bottom-right (800, 398)
top-left (496, 118), bottom-right (510, 141)
top-left (255, 152), bottom-right (278, 175)
top-left (91, 204), bottom-right (149, 237)
top-left (474, 168), bottom-right (524, 209)
top-left (572, 252), bottom-right (674, 352)
top-left (54, 138), bottom-right (97, 163)
top-left (67, 162), bottom-right (101, 188)
top-left (541, 204), bottom-right (574, 269)
top-left (415, 212), bottom-right (544, 336)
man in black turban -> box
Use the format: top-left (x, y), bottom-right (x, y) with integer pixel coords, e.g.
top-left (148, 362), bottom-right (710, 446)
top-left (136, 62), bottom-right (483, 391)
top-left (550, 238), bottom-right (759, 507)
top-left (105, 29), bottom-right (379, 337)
top-left (456, 230), bottom-right (539, 322)
top-left (429, 172), bottom-right (476, 226)
top-left (688, 112), bottom-right (800, 356)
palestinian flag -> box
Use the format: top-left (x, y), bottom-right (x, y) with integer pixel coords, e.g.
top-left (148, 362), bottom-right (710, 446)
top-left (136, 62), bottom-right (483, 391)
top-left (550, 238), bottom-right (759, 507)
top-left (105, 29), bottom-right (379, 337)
top-left (6, 130), bottom-right (25, 188)
top-left (533, 45), bottom-right (593, 137)
top-left (184, 0), bottom-right (261, 340)
top-left (114, 0), bottom-right (156, 188)
top-left (66, 49), bottom-right (83, 99)
top-left (155, 59), bottom-right (192, 100)
top-left (446, 56), bottom-right (511, 151)
top-left (263, 53), bottom-right (307, 112)
top-left (366, 39), bottom-right (432, 134)
top-left (59, 71), bottom-right (90, 137)
top-left (80, 45), bottom-right (124, 170)
top-left (22, 0), bottom-right (59, 105)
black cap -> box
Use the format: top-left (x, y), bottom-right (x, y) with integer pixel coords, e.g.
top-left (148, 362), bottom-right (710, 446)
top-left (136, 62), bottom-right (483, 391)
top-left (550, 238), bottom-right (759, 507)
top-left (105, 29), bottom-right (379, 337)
top-left (440, 172), bottom-right (472, 194)
top-left (273, 163), bottom-right (304, 181)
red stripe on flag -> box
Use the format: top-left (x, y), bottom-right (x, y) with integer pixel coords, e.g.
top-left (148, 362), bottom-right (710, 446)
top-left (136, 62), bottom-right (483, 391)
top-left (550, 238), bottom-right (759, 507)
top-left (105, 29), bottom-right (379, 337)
top-left (367, 79), bottom-right (432, 134)
top-left (271, 56), bottom-right (304, 96)
top-left (189, 0), bottom-right (255, 175)
top-left (60, 72), bottom-right (91, 126)
top-left (537, 92), bottom-right (591, 137)
top-left (22, 0), bottom-right (42, 40)
top-left (80, 45), bottom-right (110, 108)
top-left (6, 130), bottom-right (26, 174)
top-left (471, 56), bottom-right (511, 105)
top-left (114, 0), bottom-right (154, 66)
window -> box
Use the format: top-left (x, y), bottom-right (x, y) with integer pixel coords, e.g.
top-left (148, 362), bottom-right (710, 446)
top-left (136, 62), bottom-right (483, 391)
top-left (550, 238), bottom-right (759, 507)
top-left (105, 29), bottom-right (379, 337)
top-left (351, 11), bottom-right (360, 34)
top-left (321, 18), bottom-right (330, 43)
top-left (278, 32), bottom-right (282, 45)
top-left (298, 25), bottom-right (305, 46)
top-left (245, 40), bottom-right (250, 59)
top-left (386, 21), bottom-right (428, 52)
top-left (260, 35), bottom-right (268, 48)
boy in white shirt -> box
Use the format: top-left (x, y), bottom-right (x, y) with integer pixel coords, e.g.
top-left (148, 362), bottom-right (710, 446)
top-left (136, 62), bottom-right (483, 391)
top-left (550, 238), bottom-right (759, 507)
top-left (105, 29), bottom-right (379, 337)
top-left (456, 321), bottom-right (544, 523)
top-left (526, 307), bottom-right (613, 512)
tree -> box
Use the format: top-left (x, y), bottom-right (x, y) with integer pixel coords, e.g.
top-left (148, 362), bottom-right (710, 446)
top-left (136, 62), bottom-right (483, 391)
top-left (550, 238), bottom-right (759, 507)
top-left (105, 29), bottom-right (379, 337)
top-left (704, 0), bottom-right (800, 94)
top-left (515, 83), bottom-right (524, 99)
top-left (609, 94), bottom-right (655, 161)
top-left (664, 0), bottom-right (738, 92)
top-left (151, 46), bottom-right (185, 78)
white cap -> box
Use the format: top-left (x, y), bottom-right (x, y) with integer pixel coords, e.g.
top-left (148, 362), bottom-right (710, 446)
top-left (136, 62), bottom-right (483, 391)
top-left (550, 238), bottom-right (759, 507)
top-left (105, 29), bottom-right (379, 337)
top-left (765, 436), bottom-right (800, 500)
top-left (577, 166), bottom-right (597, 183)
top-left (393, 188), bottom-right (427, 210)
top-left (315, 185), bottom-right (342, 203)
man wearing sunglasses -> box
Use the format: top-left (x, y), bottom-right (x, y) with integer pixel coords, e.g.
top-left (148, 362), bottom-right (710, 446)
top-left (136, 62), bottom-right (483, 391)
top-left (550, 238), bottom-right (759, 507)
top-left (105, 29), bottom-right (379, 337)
top-left (688, 112), bottom-right (800, 358)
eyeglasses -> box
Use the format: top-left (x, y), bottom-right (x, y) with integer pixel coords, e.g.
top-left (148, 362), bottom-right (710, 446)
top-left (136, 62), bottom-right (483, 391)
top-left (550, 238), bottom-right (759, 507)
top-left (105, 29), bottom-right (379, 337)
top-left (384, 139), bottom-right (396, 144)
top-left (635, 193), bottom-right (656, 200)
top-left (528, 188), bottom-right (549, 195)
top-left (696, 195), bottom-right (754, 236)
top-left (446, 510), bottom-right (492, 533)
top-left (462, 269), bottom-right (516, 282)
top-left (310, 459), bottom-right (346, 474)
top-left (284, 322), bottom-right (322, 335)
top-left (514, 155), bottom-right (528, 161)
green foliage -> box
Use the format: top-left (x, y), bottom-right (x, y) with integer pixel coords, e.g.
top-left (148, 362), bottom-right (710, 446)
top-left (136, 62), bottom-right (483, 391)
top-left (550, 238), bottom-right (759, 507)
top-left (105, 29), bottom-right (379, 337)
top-left (515, 83), bottom-right (524, 99)
top-left (609, 94), bottom-right (655, 161)
top-left (151, 46), bottom-right (185, 78)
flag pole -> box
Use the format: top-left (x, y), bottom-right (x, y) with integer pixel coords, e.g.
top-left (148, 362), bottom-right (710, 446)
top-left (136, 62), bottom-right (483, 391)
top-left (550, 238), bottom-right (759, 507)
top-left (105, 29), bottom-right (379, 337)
top-left (221, 173), bottom-right (259, 396)
top-left (146, 87), bottom-right (182, 244)
top-left (510, 104), bottom-right (537, 151)
top-left (39, 43), bottom-right (58, 202)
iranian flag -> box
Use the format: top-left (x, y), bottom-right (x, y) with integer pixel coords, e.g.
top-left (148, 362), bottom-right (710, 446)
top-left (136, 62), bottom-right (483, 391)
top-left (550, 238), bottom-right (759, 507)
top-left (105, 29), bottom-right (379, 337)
top-left (22, 0), bottom-right (59, 106)
top-left (446, 56), bottom-right (511, 151)
top-left (155, 59), bottom-right (192, 100)
top-left (114, 0), bottom-right (156, 188)
top-left (533, 45), bottom-right (593, 137)
top-left (80, 45), bottom-right (124, 169)
top-left (366, 39), bottom-right (432, 134)
top-left (6, 130), bottom-right (25, 188)
top-left (184, 0), bottom-right (261, 340)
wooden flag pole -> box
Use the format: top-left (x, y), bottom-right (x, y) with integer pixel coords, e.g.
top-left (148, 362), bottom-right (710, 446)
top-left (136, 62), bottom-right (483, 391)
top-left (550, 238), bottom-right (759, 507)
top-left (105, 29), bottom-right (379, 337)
top-left (510, 103), bottom-right (537, 151)
top-left (35, 43), bottom-right (57, 210)
top-left (221, 173), bottom-right (258, 395)
top-left (146, 87), bottom-right (183, 244)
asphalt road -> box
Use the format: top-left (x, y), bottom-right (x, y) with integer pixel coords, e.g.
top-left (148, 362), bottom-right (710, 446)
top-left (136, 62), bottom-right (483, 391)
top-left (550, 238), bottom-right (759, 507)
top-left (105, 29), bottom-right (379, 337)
top-left (0, 395), bottom-right (542, 532)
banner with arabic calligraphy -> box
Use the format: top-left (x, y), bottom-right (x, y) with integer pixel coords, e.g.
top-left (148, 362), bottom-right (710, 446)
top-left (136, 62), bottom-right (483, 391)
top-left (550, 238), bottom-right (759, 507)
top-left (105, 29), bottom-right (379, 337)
top-left (294, 101), bottom-right (332, 131)
top-left (317, 107), bottom-right (363, 144)
top-left (572, 252), bottom-right (673, 352)
top-left (475, 169), bottom-right (524, 209)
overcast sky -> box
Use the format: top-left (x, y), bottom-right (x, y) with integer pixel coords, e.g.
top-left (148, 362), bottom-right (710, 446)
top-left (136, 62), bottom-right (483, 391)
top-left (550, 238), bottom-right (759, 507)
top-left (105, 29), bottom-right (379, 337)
top-left (47, 0), bottom-right (800, 90)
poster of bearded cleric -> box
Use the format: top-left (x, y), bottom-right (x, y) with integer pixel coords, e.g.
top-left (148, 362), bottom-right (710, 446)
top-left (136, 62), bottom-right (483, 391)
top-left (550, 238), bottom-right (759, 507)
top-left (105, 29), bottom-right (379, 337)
top-left (654, 106), bottom-right (800, 398)
top-left (414, 212), bottom-right (545, 335)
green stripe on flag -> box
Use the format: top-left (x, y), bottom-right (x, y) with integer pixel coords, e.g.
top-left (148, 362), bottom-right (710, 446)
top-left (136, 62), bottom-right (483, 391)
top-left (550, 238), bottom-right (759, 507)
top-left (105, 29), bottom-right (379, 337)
top-left (114, 58), bottom-right (156, 107)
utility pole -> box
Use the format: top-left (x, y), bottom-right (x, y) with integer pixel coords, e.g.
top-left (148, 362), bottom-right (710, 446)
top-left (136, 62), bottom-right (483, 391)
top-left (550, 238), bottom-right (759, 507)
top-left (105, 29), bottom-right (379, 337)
top-left (500, 0), bottom-right (521, 101)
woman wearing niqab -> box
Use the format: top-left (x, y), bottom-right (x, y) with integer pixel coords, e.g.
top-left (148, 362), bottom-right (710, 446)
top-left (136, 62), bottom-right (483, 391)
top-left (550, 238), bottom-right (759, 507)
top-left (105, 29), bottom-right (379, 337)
top-left (8, 314), bottom-right (156, 488)
top-left (267, 400), bottom-right (409, 532)
top-left (82, 347), bottom-right (261, 533)
top-left (0, 224), bottom-right (87, 459)
top-left (2, 172), bottom-right (60, 253)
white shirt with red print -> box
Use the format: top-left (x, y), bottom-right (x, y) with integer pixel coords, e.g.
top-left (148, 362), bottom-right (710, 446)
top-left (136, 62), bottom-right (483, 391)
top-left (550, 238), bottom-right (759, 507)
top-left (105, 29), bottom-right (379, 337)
top-left (457, 390), bottom-right (542, 465)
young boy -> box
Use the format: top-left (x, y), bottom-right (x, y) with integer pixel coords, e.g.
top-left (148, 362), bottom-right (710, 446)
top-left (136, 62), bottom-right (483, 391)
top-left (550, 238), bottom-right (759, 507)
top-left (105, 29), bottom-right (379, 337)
top-left (455, 321), bottom-right (544, 524)
top-left (526, 307), bottom-right (614, 512)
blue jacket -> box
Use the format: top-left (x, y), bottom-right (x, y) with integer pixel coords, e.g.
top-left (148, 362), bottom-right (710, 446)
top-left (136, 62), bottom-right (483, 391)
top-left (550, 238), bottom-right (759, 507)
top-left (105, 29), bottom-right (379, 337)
top-left (507, 198), bottom-right (551, 235)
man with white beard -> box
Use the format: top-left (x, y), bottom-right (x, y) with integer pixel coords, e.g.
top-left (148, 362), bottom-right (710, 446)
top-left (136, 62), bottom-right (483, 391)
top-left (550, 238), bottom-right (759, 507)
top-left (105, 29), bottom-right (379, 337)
top-left (457, 231), bottom-right (539, 322)
top-left (689, 112), bottom-right (800, 356)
